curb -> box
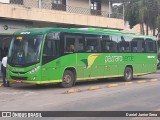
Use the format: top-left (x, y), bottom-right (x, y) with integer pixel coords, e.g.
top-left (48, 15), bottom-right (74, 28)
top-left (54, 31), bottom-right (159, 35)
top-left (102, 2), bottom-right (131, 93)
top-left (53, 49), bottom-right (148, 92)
top-left (136, 80), bottom-right (146, 83)
top-left (64, 79), bottom-right (159, 94)
top-left (64, 89), bottom-right (81, 94)
top-left (107, 84), bottom-right (119, 88)
top-left (87, 86), bottom-right (101, 90)
top-left (149, 79), bottom-right (158, 82)
top-left (124, 82), bottom-right (133, 85)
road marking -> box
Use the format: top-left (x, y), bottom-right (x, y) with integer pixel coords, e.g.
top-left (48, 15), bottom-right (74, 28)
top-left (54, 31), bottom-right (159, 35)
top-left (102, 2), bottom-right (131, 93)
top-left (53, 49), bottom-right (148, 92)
top-left (87, 86), bottom-right (101, 91)
top-left (64, 89), bottom-right (81, 94)
top-left (124, 82), bottom-right (133, 85)
top-left (107, 84), bottom-right (119, 88)
top-left (137, 80), bottom-right (146, 83)
top-left (149, 79), bottom-right (158, 82)
top-left (63, 78), bottom-right (159, 93)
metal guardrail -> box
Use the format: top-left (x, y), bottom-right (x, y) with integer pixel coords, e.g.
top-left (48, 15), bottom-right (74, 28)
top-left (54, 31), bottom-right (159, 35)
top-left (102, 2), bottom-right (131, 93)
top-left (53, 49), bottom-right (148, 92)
top-left (9, 0), bottom-right (123, 19)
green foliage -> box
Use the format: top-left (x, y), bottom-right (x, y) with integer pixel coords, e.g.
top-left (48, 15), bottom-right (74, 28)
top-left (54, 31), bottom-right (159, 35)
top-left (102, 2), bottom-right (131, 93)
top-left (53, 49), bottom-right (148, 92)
top-left (124, 2), bottom-right (139, 29)
top-left (124, 0), bottom-right (160, 35)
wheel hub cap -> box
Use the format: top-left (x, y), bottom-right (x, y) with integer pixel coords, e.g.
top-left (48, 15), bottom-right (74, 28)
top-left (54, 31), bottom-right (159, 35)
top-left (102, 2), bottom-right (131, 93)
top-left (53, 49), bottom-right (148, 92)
top-left (64, 75), bottom-right (71, 83)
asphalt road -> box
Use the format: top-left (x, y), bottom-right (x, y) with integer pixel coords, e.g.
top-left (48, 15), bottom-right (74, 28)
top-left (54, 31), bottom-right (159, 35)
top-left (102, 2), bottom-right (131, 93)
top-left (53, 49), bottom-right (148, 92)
top-left (0, 71), bottom-right (160, 119)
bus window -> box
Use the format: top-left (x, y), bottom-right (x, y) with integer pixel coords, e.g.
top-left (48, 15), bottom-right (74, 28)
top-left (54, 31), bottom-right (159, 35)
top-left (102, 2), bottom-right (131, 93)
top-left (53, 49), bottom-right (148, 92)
top-left (43, 40), bottom-right (52, 56)
top-left (145, 38), bottom-right (157, 53)
top-left (110, 35), bottom-right (118, 52)
top-left (77, 37), bottom-right (84, 52)
top-left (131, 38), bottom-right (145, 53)
top-left (131, 40), bottom-right (138, 52)
top-left (118, 36), bottom-right (130, 53)
top-left (123, 36), bottom-right (132, 52)
top-left (101, 35), bottom-right (111, 52)
top-left (42, 32), bottom-right (60, 64)
top-left (64, 35), bottom-right (76, 53)
top-left (85, 35), bottom-right (100, 52)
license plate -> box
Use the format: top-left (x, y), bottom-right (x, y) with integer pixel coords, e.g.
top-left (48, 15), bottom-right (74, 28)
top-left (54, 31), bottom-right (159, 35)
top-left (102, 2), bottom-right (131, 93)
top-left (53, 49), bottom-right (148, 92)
top-left (16, 80), bottom-right (22, 83)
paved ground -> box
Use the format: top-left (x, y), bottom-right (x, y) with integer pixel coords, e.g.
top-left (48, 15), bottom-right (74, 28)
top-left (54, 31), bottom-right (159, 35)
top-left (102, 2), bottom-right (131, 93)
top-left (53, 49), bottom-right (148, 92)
top-left (0, 70), bottom-right (160, 120)
top-left (0, 73), bottom-right (160, 120)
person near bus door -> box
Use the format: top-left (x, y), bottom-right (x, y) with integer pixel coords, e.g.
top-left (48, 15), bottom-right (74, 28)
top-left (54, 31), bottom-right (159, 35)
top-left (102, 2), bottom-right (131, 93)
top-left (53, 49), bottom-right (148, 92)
top-left (1, 53), bottom-right (9, 87)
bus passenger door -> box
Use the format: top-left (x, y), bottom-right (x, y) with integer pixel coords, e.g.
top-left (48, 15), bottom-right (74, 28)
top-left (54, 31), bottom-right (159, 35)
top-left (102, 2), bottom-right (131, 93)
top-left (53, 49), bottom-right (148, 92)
top-left (42, 32), bottom-right (61, 82)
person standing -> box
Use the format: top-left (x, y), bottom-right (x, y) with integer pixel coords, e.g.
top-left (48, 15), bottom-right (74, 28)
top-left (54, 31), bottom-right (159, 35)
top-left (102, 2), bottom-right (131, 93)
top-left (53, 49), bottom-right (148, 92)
top-left (1, 54), bottom-right (9, 87)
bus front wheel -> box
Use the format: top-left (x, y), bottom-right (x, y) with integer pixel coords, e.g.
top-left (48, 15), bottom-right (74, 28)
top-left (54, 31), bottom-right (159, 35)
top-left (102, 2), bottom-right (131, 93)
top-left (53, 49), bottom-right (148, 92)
top-left (61, 70), bottom-right (75, 88)
top-left (123, 67), bottom-right (133, 82)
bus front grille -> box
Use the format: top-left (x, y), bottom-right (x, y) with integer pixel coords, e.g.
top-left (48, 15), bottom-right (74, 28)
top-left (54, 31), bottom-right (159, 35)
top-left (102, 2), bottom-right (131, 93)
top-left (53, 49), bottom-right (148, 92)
top-left (11, 71), bottom-right (27, 74)
top-left (11, 76), bottom-right (28, 80)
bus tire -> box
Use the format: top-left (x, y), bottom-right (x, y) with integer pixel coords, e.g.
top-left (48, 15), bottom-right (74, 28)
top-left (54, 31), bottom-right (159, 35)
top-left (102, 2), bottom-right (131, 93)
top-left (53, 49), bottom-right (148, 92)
top-left (61, 70), bottom-right (75, 88)
top-left (123, 67), bottom-right (133, 82)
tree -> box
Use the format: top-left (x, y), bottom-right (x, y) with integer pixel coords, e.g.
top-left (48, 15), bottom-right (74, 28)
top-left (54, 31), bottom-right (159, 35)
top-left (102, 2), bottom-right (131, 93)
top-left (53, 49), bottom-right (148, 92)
top-left (146, 0), bottom-right (159, 36)
top-left (124, 0), bottom-right (160, 36)
top-left (124, 0), bottom-right (147, 34)
top-left (157, 16), bottom-right (160, 35)
top-left (124, 0), bottom-right (139, 29)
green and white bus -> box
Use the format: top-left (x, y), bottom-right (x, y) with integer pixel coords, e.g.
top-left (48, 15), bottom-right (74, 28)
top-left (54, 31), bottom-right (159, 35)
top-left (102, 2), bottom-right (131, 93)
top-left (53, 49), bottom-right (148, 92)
top-left (7, 28), bottom-right (157, 87)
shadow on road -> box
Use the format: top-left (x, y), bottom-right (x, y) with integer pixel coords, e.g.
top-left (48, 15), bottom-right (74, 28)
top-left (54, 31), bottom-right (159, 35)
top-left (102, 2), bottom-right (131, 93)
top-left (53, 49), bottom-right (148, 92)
top-left (8, 76), bottom-right (156, 91)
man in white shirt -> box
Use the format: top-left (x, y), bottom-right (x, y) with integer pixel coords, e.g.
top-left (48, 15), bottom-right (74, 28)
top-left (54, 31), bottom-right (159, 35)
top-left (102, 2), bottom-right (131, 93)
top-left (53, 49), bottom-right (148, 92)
top-left (1, 54), bottom-right (9, 87)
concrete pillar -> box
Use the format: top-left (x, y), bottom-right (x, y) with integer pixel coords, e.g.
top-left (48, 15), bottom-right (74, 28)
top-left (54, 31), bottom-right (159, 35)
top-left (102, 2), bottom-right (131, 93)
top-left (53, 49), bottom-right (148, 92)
top-left (89, 0), bottom-right (91, 14)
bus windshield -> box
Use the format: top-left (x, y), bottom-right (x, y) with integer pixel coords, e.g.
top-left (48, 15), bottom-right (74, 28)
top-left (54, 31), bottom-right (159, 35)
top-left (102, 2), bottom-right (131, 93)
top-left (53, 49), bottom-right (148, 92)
top-left (8, 34), bottom-right (43, 66)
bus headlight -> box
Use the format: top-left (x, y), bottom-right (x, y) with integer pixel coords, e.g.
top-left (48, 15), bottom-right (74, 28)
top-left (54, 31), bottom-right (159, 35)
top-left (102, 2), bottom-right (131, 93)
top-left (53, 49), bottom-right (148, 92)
top-left (29, 66), bottom-right (40, 74)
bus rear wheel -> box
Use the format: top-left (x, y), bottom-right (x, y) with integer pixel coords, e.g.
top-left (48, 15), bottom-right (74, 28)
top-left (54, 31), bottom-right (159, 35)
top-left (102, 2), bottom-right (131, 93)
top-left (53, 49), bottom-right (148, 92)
top-left (123, 67), bottom-right (133, 82)
top-left (61, 70), bottom-right (75, 88)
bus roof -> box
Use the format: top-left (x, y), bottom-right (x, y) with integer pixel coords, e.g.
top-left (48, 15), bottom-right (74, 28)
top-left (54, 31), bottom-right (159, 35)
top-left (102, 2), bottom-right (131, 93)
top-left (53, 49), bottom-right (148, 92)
top-left (14, 27), bottom-right (156, 39)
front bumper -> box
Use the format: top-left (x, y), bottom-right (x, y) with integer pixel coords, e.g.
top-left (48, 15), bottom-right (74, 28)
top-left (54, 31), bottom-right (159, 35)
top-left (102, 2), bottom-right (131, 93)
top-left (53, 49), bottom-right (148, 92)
top-left (8, 79), bottom-right (61, 84)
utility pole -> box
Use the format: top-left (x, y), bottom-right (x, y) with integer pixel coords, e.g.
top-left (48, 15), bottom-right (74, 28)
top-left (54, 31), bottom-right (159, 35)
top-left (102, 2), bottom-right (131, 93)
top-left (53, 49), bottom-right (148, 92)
top-left (109, 0), bottom-right (111, 18)
top-left (38, 0), bottom-right (41, 8)
top-left (123, 0), bottom-right (125, 21)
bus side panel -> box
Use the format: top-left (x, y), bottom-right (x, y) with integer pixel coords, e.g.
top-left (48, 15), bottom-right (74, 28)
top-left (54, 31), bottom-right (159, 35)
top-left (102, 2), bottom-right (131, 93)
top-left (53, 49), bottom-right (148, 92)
top-left (76, 53), bottom-right (86, 79)
top-left (104, 53), bottom-right (119, 77)
top-left (59, 54), bottom-right (77, 78)
top-left (41, 58), bottom-right (61, 82)
top-left (76, 53), bottom-right (105, 80)
top-left (141, 53), bottom-right (157, 73)
top-left (132, 53), bottom-right (157, 75)
top-left (88, 53), bottom-right (104, 79)
top-left (116, 53), bottom-right (132, 76)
